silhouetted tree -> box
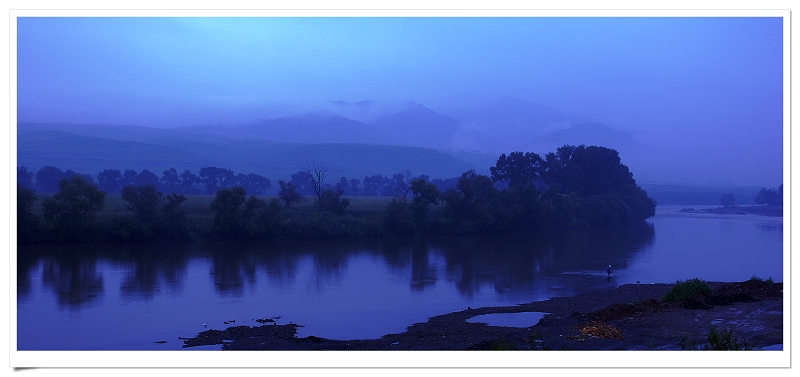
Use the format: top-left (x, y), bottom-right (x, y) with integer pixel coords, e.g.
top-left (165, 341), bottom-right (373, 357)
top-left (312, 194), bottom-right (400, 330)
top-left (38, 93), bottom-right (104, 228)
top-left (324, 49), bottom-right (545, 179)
top-left (209, 186), bottom-right (274, 239)
top-left (278, 180), bottom-right (303, 207)
top-left (490, 151), bottom-right (544, 188)
top-left (363, 174), bottom-right (392, 196)
top-left (120, 169), bottom-right (138, 188)
top-left (440, 170), bottom-right (498, 233)
top-left (303, 161), bottom-right (330, 201)
top-left (334, 177), bottom-right (350, 195)
top-left (41, 176), bottom-right (105, 241)
top-left (235, 173), bottom-right (271, 195)
top-left (63, 169), bottom-right (94, 184)
top-left (719, 193), bottom-right (737, 207)
top-left (135, 169), bottom-right (159, 189)
top-left (318, 188), bottom-right (349, 214)
top-left (348, 178), bottom-right (361, 196)
top-left (160, 168), bottom-right (181, 194)
top-left (97, 169), bottom-right (122, 193)
top-left (290, 171), bottom-right (315, 195)
top-left (179, 169), bottom-right (199, 194)
top-left (35, 166), bottom-right (65, 193)
top-left (754, 187), bottom-right (781, 206)
top-left (199, 166), bottom-right (235, 194)
top-left (18, 166), bottom-right (34, 189)
top-left (409, 177), bottom-right (440, 231)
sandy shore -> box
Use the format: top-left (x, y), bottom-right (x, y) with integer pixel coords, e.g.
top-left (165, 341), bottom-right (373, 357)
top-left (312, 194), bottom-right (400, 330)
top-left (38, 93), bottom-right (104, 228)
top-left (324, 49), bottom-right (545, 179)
top-left (180, 279), bottom-right (783, 350)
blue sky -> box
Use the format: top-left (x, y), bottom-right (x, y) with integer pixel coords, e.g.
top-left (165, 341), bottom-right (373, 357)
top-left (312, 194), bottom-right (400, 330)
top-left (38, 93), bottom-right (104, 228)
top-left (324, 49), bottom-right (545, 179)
top-left (16, 16), bottom-right (785, 186)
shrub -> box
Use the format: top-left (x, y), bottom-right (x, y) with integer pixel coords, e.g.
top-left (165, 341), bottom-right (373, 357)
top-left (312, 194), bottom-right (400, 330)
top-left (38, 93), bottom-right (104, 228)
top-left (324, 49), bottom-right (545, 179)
top-left (706, 325), bottom-right (759, 350)
top-left (662, 278), bottom-right (711, 303)
top-left (318, 188), bottom-right (349, 214)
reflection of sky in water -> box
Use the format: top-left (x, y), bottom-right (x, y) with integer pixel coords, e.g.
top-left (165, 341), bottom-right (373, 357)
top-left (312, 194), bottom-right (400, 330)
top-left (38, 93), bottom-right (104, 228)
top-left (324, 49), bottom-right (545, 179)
top-left (17, 213), bottom-right (782, 349)
top-left (619, 215), bottom-right (782, 285)
top-left (466, 312), bottom-right (547, 328)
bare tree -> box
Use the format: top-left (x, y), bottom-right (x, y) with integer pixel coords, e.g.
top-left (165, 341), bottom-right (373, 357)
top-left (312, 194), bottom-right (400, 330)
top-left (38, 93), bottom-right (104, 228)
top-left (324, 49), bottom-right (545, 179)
top-left (302, 161), bottom-right (330, 201)
top-left (392, 170), bottom-right (413, 201)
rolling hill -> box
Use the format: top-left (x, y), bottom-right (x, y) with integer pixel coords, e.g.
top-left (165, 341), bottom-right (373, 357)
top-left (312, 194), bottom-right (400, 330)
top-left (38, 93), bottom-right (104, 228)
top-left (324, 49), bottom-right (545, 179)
top-left (17, 130), bottom-right (487, 182)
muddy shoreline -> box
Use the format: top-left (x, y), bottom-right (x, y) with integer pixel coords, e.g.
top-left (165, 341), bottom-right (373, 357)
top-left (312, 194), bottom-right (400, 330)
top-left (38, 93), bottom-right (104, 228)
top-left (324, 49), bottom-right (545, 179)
top-left (181, 279), bottom-right (783, 350)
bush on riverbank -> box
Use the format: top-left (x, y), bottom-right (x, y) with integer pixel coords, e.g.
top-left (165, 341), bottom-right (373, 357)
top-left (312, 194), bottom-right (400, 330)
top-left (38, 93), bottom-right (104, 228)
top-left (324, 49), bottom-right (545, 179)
top-left (662, 278), bottom-right (712, 303)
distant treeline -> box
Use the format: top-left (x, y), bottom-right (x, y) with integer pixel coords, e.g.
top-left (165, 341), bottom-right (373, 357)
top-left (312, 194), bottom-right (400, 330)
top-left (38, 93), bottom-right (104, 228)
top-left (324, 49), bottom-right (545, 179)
top-left (18, 144), bottom-right (658, 244)
top-left (16, 165), bottom-right (460, 197)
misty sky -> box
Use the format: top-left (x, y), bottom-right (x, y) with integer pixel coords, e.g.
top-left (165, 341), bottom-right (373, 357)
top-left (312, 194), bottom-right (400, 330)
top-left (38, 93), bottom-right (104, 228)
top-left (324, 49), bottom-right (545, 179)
top-left (16, 16), bottom-right (784, 186)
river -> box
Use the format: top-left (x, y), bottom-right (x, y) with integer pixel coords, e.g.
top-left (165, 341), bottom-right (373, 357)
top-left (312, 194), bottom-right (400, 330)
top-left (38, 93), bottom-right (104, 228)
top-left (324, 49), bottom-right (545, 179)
top-left (15, 205), bottom-right (783, 350)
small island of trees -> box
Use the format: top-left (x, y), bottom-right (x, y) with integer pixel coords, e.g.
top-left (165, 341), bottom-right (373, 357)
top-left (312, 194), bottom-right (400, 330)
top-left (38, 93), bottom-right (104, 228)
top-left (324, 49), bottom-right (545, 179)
top-left (17, 144), bottom-right (657, 244)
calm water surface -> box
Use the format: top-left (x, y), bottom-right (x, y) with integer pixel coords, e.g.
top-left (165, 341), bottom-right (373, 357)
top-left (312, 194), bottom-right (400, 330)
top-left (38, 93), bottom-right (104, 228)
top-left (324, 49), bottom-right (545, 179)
top-left (16, 206), bottom-right (783, 350)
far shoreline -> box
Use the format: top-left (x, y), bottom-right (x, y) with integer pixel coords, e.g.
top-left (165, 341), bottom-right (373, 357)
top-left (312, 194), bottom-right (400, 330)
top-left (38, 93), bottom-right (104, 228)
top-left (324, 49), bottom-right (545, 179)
top-left (660, 205), bottom-right (782, 218)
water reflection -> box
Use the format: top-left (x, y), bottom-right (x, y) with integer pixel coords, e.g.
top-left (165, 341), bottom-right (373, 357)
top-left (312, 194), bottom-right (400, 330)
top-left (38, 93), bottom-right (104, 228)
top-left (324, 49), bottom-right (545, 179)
top-left (40, 251), bottom-right (104, 309)
top-left (18, 215), bottom-right (786, 349)
top-left (18, 224), bottom-right (656, 311)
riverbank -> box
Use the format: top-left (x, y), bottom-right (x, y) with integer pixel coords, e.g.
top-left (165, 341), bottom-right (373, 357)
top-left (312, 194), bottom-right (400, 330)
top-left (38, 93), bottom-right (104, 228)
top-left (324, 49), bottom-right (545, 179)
top-left (670, 205), bottom-right (783, 217)
top-left (181, 279), bottom-right (783, 350)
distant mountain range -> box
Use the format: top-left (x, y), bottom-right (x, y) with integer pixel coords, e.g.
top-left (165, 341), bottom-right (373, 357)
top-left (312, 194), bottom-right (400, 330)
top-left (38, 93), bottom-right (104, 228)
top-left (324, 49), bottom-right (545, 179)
top-left (17, 97), bottom-right (642, 183)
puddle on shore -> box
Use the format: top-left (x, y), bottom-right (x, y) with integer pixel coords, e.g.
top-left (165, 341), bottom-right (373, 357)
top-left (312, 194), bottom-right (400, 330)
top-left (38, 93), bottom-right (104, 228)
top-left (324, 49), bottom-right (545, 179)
top-left (466, 312), bottom-right (548, 328)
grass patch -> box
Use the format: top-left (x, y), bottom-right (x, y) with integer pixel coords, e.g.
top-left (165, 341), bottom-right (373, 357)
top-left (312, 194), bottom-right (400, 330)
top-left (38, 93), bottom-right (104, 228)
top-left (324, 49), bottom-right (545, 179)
top-left (662, 278), bottom-right (711, 303)
top-left (706, 325), bottom-right (759, 350)
top-left (681, 326), bottom-right (760, 350)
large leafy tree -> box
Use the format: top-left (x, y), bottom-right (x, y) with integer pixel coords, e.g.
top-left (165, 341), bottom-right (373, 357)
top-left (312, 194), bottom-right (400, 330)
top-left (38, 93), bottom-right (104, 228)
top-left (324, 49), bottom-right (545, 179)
top-left (235, 173), bottom-right (271, 195)
top-left (209, 186), bottom-right (271, 239)
top-left (160, 168), bottom-right (181, 194)
top-left (440, 170), bottom-right (498, 232)
top-left (136, 169), bottom-right (160, 189)
top-left (42, 176), bottom-right (105, 241)
top-left (97, 169), bottom-right (122, 193)
top-left (120, 169), bottom-right (138, 188)
top-left (490, 151), bottom-right (544, 188)
top-left (35, 166), bottom-right (65, 193)
top-left (199, 166), bottom-right (235, 194)
top-left (179, 169), bottom-right (199, 194)
top-left (754, 186), bottom-right (781, 206)
top-left (290, 171), bottom-right (315, 195)
top-left (363, 174), bottom-right (392, 196)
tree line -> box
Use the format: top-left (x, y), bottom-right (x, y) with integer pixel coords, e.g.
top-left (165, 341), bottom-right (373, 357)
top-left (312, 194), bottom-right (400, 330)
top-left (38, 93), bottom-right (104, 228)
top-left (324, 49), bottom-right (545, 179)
top-left (18, 145), bottom-right (659, 244)
top-left (17, 165), bottom-right (462, 198)
top-left (718, 184), bottom-right (783, 207)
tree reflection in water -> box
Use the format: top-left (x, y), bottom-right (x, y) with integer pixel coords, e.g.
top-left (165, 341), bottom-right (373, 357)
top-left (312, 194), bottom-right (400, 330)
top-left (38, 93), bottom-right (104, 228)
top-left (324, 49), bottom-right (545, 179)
top-left (18, 224), bottom-right (655, 310)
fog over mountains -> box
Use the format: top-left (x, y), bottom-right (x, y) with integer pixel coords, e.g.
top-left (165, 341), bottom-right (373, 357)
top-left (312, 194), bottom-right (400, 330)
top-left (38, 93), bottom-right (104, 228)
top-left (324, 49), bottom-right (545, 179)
top-left (18, 97), bottom-right (658, 185)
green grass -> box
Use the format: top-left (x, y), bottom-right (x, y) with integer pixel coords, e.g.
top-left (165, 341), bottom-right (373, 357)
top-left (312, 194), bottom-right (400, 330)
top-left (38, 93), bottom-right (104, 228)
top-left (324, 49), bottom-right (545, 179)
top-left (662, 278), bottom-right (711, 303)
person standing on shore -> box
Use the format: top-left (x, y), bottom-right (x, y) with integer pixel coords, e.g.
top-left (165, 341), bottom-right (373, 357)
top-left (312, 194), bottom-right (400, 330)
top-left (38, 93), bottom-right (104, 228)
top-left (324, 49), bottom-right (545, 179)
top-left (607, 265), bottom-right (612, 276)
